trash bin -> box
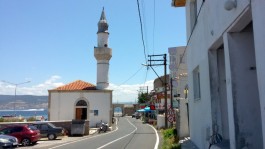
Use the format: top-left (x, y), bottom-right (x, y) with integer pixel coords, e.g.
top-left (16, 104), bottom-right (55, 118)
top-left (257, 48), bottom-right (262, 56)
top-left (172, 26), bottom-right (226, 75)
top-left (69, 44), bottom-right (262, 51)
top-left (71, 119), bottom-right (85, 136)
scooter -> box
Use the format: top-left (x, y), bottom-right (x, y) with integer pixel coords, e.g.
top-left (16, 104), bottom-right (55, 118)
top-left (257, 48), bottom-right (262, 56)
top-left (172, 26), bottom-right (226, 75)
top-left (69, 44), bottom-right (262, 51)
top-left (98, 121), bottom-right (108, 133)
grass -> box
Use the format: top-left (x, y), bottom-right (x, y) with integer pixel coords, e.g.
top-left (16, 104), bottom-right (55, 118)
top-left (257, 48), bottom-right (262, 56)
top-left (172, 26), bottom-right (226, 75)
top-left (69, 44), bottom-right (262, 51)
top-left (162, 128), bottom-right (181, 149)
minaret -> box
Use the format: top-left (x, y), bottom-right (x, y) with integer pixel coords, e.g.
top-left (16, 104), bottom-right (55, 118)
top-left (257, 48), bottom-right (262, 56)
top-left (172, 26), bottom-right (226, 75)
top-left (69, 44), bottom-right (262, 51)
top-left (94, 8), bottom-right (112, 90)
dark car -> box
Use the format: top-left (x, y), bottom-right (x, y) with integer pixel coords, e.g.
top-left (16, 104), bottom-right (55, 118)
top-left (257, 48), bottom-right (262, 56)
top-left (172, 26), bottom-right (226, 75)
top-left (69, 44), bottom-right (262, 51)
top-left (0, 134), bottom-right (18, 148)
top-left (0, 125), bottom-right (40, 146)
top-left (31, 122), bottom-right (64, 140)
top-left (132, 112), bottom-right (140, 119)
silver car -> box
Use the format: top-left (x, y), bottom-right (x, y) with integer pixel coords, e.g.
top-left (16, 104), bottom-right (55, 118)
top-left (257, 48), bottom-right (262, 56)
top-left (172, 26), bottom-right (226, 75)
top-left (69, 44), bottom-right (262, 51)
top-left (0, 134), bottom-right (18, 148)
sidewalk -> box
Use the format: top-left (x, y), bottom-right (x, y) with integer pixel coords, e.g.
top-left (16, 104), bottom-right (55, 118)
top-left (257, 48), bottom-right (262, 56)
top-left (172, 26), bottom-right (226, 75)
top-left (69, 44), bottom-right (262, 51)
top-left (180, 137), bottom-right (199, 149)
top-left (89, 128), bottom-right (98, 135)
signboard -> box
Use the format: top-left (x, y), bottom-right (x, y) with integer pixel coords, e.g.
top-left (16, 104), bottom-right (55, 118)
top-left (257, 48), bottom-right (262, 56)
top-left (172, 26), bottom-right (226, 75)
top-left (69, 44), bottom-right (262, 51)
top-left (167, 107), bottom-right (175, 122)
top-left (167, 107), bottom-right (175, 116)
top-left (140, 104), bottom-right (146, 109)
top-left (150, 105), bottom-right (156, 110)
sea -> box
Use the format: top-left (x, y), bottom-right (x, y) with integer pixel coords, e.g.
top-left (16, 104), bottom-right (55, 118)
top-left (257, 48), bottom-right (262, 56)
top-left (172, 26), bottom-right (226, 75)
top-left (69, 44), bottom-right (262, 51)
top-left (0, 109), bottom-right (48, 120)
top-left (0, 108), bottom-right (122, 119)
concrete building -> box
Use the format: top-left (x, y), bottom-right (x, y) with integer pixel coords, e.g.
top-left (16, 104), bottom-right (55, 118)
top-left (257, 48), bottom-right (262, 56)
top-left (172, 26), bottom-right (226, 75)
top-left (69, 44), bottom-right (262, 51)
top-left (173, 0), bottom-right (265, 148)
top-left (48, 8), bottom-right (113, 127)
top-left (168, 46), bottom-right (189, 138)
top-left (153, 75), bottom-right (170, 112)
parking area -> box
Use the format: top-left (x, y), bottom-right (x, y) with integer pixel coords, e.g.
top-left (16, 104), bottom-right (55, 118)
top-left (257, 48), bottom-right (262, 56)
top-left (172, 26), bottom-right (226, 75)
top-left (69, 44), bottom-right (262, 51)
top-left (20, 128), bottom-right (98, 149)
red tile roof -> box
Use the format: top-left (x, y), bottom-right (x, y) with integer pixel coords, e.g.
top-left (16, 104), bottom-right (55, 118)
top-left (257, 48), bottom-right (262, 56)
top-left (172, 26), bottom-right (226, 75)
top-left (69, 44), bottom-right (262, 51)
top-left (53, 80), bottom-right (96, 91)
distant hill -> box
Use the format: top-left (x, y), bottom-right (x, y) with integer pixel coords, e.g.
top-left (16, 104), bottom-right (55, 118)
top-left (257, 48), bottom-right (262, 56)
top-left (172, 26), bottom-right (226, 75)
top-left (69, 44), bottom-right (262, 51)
top-left (0, 95), bottom-right (48, 110)
top-left (0, 95), bottom-right (136, 110)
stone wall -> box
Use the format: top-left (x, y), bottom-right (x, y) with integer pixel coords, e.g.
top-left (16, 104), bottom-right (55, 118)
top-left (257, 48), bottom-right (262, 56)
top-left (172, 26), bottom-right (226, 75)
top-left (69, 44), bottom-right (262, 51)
top-left (124, 107), bottom-right (134, 116)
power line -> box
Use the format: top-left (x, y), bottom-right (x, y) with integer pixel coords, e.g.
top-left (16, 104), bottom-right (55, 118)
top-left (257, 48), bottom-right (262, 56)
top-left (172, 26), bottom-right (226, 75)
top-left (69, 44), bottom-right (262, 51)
top-left (177, 1), bottom-right (205, 70)
top-left (119, 65), bottom-right (144, 86)
top-left (136, 0), bottom-right (147, 63)
top-left (152, 0), bottom-right (156, 55)
top-left (141, 0), bottom-right (149, 56)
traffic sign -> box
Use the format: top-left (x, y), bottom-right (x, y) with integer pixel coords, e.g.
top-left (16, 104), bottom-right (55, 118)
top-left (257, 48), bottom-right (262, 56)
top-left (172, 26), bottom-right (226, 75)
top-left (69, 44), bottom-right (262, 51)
top-left (167, 107), bottom-right (175, 116)
top-left (168, 116), bottom-right (174, 123)
top-left (167, 107), bottom-right (175, 122)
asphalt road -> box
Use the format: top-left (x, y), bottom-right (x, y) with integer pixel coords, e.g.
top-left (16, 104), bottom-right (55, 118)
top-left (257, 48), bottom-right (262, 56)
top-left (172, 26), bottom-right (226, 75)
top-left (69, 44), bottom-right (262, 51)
top-left (38, 117), bottom-right (159, 149)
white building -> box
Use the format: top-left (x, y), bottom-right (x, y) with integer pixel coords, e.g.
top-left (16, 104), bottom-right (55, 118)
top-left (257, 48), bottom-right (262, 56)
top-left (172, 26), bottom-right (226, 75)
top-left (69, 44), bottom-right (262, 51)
top-left (168, 46), bottom-right (189, 138)
top-left (48, 8), bottom-right (113, 127)
top-left (172, 0), bottom-right (265, 149)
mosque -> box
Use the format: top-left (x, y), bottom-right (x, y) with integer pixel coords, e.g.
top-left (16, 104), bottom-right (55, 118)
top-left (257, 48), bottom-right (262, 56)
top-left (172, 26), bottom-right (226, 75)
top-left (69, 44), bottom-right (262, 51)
top-left (48, 8), bottom-right (113, 127)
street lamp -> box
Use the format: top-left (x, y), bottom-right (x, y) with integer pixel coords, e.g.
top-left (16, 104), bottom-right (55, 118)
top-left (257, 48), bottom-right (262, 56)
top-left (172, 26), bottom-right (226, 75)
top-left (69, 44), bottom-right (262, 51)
top-left (2, 80), bottom-right (30, 112)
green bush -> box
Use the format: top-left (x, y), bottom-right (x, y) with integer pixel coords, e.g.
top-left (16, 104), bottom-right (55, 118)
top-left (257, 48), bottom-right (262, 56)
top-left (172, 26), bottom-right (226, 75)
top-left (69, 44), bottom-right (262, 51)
top-left (27, 116), bottom-right (37, 122)
top-left (162, 128), bottom-right (181, 149)
top-left (0, 117), bottom-right (24, 122)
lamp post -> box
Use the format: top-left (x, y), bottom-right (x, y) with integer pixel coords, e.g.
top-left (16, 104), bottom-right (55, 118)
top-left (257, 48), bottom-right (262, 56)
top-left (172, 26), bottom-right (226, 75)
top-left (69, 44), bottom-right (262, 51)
top-left (2, 80), bottom-right (30, 112)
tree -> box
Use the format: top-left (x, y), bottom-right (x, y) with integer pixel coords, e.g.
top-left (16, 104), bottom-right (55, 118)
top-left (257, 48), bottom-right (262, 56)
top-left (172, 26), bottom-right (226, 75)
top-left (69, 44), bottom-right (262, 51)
top-left (138, 92), bottom-right (149, 104)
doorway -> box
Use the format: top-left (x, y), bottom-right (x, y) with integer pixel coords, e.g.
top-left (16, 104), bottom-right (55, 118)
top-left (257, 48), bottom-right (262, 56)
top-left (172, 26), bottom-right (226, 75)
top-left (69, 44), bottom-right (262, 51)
top-left (209, 45), bottom-right (230, 140)
top-left (75, 99), bottom-right (88, 120)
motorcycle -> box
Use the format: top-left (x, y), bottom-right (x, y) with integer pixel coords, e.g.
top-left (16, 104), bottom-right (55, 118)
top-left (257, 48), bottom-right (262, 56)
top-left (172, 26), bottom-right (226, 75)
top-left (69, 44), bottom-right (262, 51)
top-left (98, 121), bottom-right (108, 133)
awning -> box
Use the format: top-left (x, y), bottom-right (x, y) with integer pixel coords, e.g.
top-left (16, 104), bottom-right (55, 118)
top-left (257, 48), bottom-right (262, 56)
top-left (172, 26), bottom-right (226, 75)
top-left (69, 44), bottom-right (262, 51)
top-left (137, 106), bottom-right (151, 112)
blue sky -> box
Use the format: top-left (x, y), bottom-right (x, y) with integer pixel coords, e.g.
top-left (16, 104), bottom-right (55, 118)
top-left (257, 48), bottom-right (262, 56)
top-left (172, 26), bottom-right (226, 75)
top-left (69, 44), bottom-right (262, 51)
top-left (0, 0), bottom-right (186, 103)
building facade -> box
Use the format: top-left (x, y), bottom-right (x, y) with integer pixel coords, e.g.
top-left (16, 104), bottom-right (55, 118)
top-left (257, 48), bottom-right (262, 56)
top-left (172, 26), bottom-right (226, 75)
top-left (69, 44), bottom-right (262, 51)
top-left (168, 46), bottom-right (189, 138)
top-left (173, 0), bottom-right (265, 148)
top-left (48, 80), bottom-right (112, 127)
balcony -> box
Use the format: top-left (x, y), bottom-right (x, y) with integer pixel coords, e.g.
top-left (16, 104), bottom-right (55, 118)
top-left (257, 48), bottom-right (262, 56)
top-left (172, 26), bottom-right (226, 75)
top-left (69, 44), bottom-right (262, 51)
top-left (171, 0), bottom-right (186, 7)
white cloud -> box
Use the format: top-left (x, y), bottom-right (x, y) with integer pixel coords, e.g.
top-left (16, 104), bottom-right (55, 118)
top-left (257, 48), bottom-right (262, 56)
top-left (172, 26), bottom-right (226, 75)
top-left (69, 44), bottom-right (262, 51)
top-left (0, 76), bottom-right (154, 103)
top-left (109, 80), bottom-right (154, 103)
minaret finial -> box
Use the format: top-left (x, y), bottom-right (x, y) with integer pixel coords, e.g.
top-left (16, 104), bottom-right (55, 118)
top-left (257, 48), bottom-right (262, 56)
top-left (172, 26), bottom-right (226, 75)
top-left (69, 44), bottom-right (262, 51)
top-left (98, 7), bottom-right (108, 33)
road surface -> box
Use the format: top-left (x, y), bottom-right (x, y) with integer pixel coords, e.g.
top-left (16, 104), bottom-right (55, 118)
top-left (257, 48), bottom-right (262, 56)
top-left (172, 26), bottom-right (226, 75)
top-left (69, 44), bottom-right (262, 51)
top-left (32, 117), bottom-right (159, 149)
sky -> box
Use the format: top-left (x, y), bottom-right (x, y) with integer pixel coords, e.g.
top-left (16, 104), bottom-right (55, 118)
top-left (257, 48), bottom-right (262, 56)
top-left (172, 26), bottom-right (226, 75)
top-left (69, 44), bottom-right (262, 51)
top-left (0, 0), bottom-right (186, 103)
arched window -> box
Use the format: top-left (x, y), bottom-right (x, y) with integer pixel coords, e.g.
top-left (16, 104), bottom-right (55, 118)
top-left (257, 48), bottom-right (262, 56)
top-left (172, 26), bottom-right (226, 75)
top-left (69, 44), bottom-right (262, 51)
top-left (76, 100), bottom-right (87, 106)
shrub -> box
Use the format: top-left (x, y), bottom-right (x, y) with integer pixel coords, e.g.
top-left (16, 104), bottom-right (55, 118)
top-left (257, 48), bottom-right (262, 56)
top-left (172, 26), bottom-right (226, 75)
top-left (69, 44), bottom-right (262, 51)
top-left (162, 128), bottom-right (180, 149)
top-left (27, 116), bottom-right (37, 122)
top-left (0, 117), bottom-right (24, 122)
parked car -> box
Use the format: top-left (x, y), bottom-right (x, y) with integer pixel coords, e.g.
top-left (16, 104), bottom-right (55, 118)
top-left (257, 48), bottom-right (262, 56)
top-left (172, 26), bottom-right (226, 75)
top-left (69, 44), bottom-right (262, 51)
top-left (0, 125), bottom-right (40, 146)
top-left (132, 112), bottom-right (140, 119)
top-left (30, 122), bottom-right (64, 140)
top-left (0, 134), bottom-right (18, 148)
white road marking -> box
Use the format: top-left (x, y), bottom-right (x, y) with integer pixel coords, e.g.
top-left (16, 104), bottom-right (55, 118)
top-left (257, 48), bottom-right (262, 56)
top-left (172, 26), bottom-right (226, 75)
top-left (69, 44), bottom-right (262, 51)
top-left (147, 124), bottom-right (159, 149)
top-left (49, 118), bottom-right (119, 149)
top-left (97, 118), bottom-right (137, 149)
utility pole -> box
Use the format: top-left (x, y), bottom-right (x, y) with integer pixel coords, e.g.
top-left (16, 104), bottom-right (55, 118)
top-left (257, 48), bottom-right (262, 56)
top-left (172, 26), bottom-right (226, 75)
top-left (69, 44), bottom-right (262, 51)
top-left (170, 77), bottom-right (173, 108)
top-left (144, 54), bottom-right (168, 128)
top-left (2, 80), bottom-right (30, 112)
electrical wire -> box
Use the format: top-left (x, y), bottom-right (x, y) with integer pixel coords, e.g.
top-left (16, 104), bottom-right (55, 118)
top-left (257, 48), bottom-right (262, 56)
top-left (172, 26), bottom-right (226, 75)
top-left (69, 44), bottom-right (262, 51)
top-left (141, 0), bottom-right (149, 56)
top-left (119, 65), bottom-right (144, 86)
top-left (136, 0), bottom-right (148, 64)
top-left (177, 1), bottom-right (205, 70)
top-left (152, 0), bottom-right (156, 54)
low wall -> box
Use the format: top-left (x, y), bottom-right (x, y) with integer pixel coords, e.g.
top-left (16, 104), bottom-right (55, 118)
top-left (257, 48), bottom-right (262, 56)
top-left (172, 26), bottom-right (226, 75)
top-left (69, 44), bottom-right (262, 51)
top-left (0, 120), bottom-right (90, 136)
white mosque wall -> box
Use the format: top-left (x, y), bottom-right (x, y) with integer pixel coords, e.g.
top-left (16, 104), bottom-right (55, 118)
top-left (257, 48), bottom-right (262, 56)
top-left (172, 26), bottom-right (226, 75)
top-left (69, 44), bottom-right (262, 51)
top-left (49, 90), bottom-right (112, 127)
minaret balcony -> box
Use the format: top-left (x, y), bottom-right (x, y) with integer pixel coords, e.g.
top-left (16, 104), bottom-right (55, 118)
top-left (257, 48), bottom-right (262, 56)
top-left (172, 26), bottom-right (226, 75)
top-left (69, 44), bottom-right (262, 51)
top-left (94, 47), bottom-right (112, 61)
